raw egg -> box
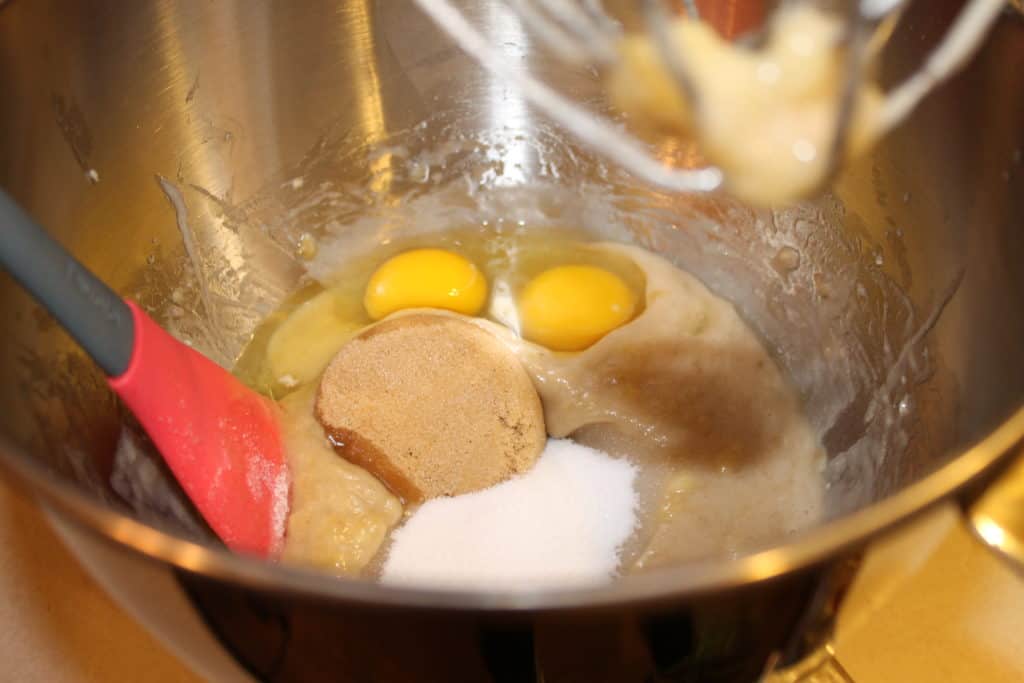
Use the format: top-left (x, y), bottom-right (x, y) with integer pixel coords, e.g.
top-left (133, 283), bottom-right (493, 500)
top-left (518, 265), bottom-right (636, 351)
top-left (364, 248), bottom-right (488, 320)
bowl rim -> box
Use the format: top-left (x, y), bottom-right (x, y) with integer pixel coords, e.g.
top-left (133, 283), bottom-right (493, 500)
top-left (2, 404), bottom-right (1022, 611)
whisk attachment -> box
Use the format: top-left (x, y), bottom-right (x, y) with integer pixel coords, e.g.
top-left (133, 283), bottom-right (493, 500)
top-left (413, 0), bottom-right (1008, 204)
top-left (506, 0), bottom-right (619, 65)
top-left (875, 0), bottom-right (1006, 135)
top-left (410, 0), bottom-right (724, 193)
top-left (643, 0), bottom-right (700, 104)
top-left (824, 1), bottom-right (884, 185)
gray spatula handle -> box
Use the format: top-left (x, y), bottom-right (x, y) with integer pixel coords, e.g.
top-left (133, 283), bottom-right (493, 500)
top-left (0, 189), bottom-right (134, 377)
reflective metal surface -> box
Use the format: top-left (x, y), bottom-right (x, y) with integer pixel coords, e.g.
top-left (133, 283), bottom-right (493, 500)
top-left (970, 448), bottom-right (1024, 568)
top-left (1, 0), bottom-right (1023, 680)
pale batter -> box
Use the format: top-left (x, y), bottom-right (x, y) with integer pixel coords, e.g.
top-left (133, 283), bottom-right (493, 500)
top-left (253, 237), bottom-right (823, 577)
top-left (278, 387), bottom-right (402, 575)
top-left (478, 244), bottom-right (824, 566)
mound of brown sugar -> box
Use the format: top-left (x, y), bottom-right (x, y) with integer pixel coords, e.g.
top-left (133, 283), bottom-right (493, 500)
top-left (315, 313), bottom-right (546, 502)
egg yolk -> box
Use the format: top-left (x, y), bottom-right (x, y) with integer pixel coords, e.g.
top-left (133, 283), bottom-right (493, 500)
top-left (364, 248), bottom-right (488, 320)
top-left (518, 265), bottom-right (636, 351)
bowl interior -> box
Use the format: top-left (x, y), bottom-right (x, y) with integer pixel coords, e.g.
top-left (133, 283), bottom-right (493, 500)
top-left (0, 0), bottom-right (1022, 595)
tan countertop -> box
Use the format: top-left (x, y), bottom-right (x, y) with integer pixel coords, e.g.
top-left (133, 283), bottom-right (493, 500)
top-left (835, 505), bottom-right (1024, 683)
top-left (0, 482), bottom-right (201, 683)
top-left (2, 478), bottom-right (1023, 682)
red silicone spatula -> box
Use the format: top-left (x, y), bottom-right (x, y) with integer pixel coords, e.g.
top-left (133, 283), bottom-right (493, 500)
top-left (0, 189), bottom-right (289, 557)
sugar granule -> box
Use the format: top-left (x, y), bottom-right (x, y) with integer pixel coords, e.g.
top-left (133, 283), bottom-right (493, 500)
top-left (381, 439), bottom-right (637, 590)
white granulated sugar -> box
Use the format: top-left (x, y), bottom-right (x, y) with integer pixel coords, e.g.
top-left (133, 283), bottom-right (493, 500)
top-left (381, 439), bottom-right (637, 590)
top-left (244, 454), bottom-right (291, 555)
top-left (269, 470), bottom-right (290, 555)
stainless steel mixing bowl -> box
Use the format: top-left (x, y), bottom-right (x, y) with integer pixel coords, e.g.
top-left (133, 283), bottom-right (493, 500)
top-left (1, 0), bottom-right (1023, 680)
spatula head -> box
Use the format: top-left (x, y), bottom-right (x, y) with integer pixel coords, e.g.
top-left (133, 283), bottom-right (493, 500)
top-left (109, 301), bottom-right (290, 557)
